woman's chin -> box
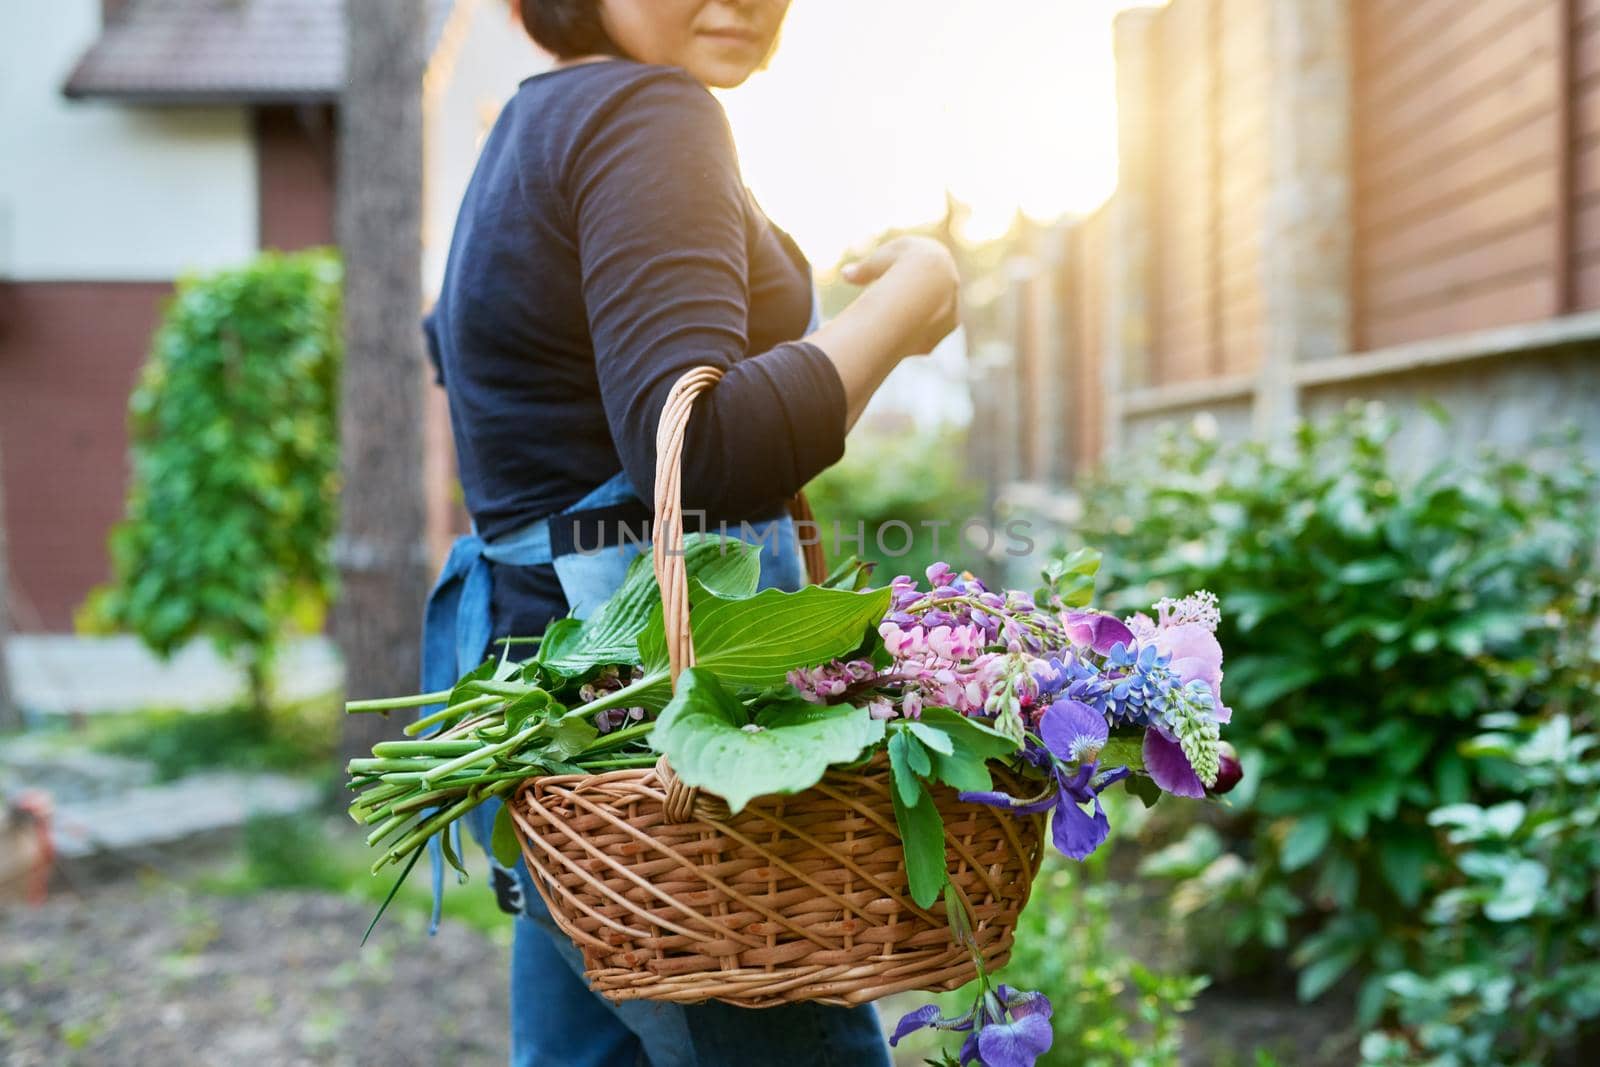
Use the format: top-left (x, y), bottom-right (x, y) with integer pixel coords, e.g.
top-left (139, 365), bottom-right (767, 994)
top-left (681, 47), bottom-right (763, 89)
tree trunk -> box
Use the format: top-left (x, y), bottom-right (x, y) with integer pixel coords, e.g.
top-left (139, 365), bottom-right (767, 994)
top-left (334, 0), bottom-right (432, 766)
top-left (0, 437), bottom-right (18, 733)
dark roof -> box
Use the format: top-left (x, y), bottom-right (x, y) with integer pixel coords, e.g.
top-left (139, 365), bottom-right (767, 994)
top-left (64, 0), bottom-right (458, 105)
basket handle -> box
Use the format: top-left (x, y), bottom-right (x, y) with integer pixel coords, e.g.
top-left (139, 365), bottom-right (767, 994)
top-left (651, 365), bottom-right (828, 691)
top-left (649, 366), bottom-right (827, 822)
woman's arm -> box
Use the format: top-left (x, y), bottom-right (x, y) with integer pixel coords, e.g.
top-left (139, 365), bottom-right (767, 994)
top-left (811, 236), bottom-right (962, 431)
top-left (569, 69), bottom-right (958, 517)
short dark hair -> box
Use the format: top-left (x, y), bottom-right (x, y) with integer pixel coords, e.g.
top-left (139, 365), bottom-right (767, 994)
top-left (516, 0), bottom-right (625, 60)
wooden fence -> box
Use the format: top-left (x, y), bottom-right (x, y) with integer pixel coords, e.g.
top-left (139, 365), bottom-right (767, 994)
top-left (971, 0), bottom-right (1600, 523)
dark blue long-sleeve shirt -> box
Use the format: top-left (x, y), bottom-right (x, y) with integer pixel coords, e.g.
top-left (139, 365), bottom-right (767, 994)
top-left (425, 59), bottom-right (845, 640)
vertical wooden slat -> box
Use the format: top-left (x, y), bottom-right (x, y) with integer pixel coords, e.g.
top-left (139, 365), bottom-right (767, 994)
top-left (1207, 0), bottom-right (1227, 377)
top-left (1558, 0), bottom-right (1578, 313)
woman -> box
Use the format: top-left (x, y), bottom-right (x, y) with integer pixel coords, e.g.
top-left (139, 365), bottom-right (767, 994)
top-left (422, 1), bottom-right (962, 1063)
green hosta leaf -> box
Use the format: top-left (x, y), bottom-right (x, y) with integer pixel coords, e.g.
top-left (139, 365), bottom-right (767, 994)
top-left (651, 668), bottom-right (884, 814)
top-left (491, 804), bottom-right (521, 867)
top-left (891, 774), bottom-right (948, 909)
top-left (540, 537), bottom-right (760, 677)
top-left (532, 618), bottom-right (585, 674)
top-left (638, 602), bottom-right (669, 677)
top-left (688, 584), bottom-right (893, 689)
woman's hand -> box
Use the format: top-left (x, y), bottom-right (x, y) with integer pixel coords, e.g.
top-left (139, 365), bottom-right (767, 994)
top-left (840, 236), bottom-right (961, 359)
top-left (808, 236), bottom-right (963, 432)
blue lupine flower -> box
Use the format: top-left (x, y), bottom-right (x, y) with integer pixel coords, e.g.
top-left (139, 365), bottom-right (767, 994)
top-left (960, 698), bottom-right (1129, 861)
top-left (890, 985), bottom-right (1055, 1067)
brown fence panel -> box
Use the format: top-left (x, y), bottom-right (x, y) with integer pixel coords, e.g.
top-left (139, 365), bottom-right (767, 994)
top-left (1215, 0), bottom-right (1269, 376)
top-left (1354, 0), bottom-right (1563, 349)
top-left (1573, 0), bottom-right (1600, 306)
top-left (1067, 207), bottom-right (1109, 475)
top-left (1151, 0), bottom-right (1217, 384)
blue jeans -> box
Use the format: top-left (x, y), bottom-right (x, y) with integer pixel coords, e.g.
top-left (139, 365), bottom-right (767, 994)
top-left (498, 488), bottom-right (890, 1067)
top-left (510, 866), bottom-right (888, 1067)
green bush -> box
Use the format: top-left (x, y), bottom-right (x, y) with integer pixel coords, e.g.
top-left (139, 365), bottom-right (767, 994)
top-left (1001, 848), bottom-right (1208, 1066)
top-left (806, 426), bottom-right (985, 580)
top-left (82, 250), bottom-right (343, 712)
top-left (892, 813), bottom-right (1207, 1067)
top-left (1075, 405), bottom-right (1600, 1018)
top-left (1361, 713), bottom-right (1600, 1065)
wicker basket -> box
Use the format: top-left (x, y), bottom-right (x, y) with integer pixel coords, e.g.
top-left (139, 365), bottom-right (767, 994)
top-left (510, 366), bottom-right (1046, 1008)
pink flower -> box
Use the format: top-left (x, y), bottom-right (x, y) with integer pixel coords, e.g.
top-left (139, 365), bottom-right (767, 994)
top-left (880, 622), bottom-right (923, 657)
top-left (1153, 623), bottom-right (1229, 724)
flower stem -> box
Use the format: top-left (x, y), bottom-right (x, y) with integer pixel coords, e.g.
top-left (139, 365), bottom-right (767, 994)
top-left (347, 690), bottom-right (452, 713)
top-left (404, 694), bottom-right (499, 736)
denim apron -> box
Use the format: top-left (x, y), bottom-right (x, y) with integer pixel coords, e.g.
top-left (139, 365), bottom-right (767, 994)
top-left (417, 296), bottom-right (891, 1067)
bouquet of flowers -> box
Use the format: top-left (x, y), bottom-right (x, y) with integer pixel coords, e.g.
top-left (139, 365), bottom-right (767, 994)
top-left (346, 542), bottom-right (1238, 1067)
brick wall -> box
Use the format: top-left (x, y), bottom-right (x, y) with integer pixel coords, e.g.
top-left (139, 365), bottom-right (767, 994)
top-left (0, 281), bottom-right (170, 630)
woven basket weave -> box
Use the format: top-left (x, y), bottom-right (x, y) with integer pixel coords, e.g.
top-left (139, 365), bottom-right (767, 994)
top-left (510, 366), bottom-right (1045, 1008)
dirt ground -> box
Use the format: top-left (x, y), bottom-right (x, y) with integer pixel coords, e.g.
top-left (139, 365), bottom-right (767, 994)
top-left (0, 857), bottom-right (1355, 1067)
top-left (0, 880), bottom-right (511, 1067)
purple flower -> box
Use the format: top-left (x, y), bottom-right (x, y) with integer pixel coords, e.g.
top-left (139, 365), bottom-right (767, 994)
top-left (976, 987), bottom-right (1054, 1067)
top-left (1062, 610), bottom-right (1135, 654)
top-left (1142, 728), bottom-right (1205, 798)
top-left (890, 985), bottom-right (1055, 1067)
top-left (961, 698), bottom-right (1127, 861)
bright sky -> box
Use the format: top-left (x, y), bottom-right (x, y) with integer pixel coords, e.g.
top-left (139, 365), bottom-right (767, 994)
top-left (714, 0), bottom-right (1159, 268)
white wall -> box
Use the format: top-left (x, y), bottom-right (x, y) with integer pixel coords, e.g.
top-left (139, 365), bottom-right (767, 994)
top-left (423, 0), bottom-right (552, 296)
top-left (0, 0), bottom-right (258, 281)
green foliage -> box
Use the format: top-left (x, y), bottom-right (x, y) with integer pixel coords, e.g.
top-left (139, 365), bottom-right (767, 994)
top-left (536, 536), bottom-right (762, 677)
top-left (1361, 714), bottom-right (1600, 1065)
top-left (85, 699), bottom-right (339, 782)
top-left (651, 670), bottom-right (884, 814)
top-left (671, 582), bottom-right (892, 689)
top-left (806, 426), bottom-right (985, 579)
top-left (1002, 850), bottom-right (1209, 1066)
top-left (883, 711), bottom-right (1021, 907)
top-left (83, 250), bottom-right (343, 710)
top-left (1076, 406), bottom-right (1600, 1005)
top-left (203, 814), bottom-right (511, 938)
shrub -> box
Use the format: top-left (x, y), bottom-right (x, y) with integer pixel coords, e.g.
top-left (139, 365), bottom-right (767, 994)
top-left (81, 250), bottom-right (343, 713)
top-left (890, 813), bottom-right (1207, 1067)
top-left (1074, 405), bottom-right (1600, 1018)
top-left (806, 426), bottom-right (985, 579)
top-left (1361, 713), bottom-right (1600, 1065)
top-left (1001, 847), bottom-right (1209, 1066)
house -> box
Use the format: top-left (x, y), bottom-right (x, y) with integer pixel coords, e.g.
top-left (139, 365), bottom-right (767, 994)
top-left (970, 0), bottom-right (1600, 567)
top-left (0, 0), bottom-right (551, 633)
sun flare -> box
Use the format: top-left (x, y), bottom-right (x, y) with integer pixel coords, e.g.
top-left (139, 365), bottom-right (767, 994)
top-left (715, 0), bottom-right (1160, 265)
